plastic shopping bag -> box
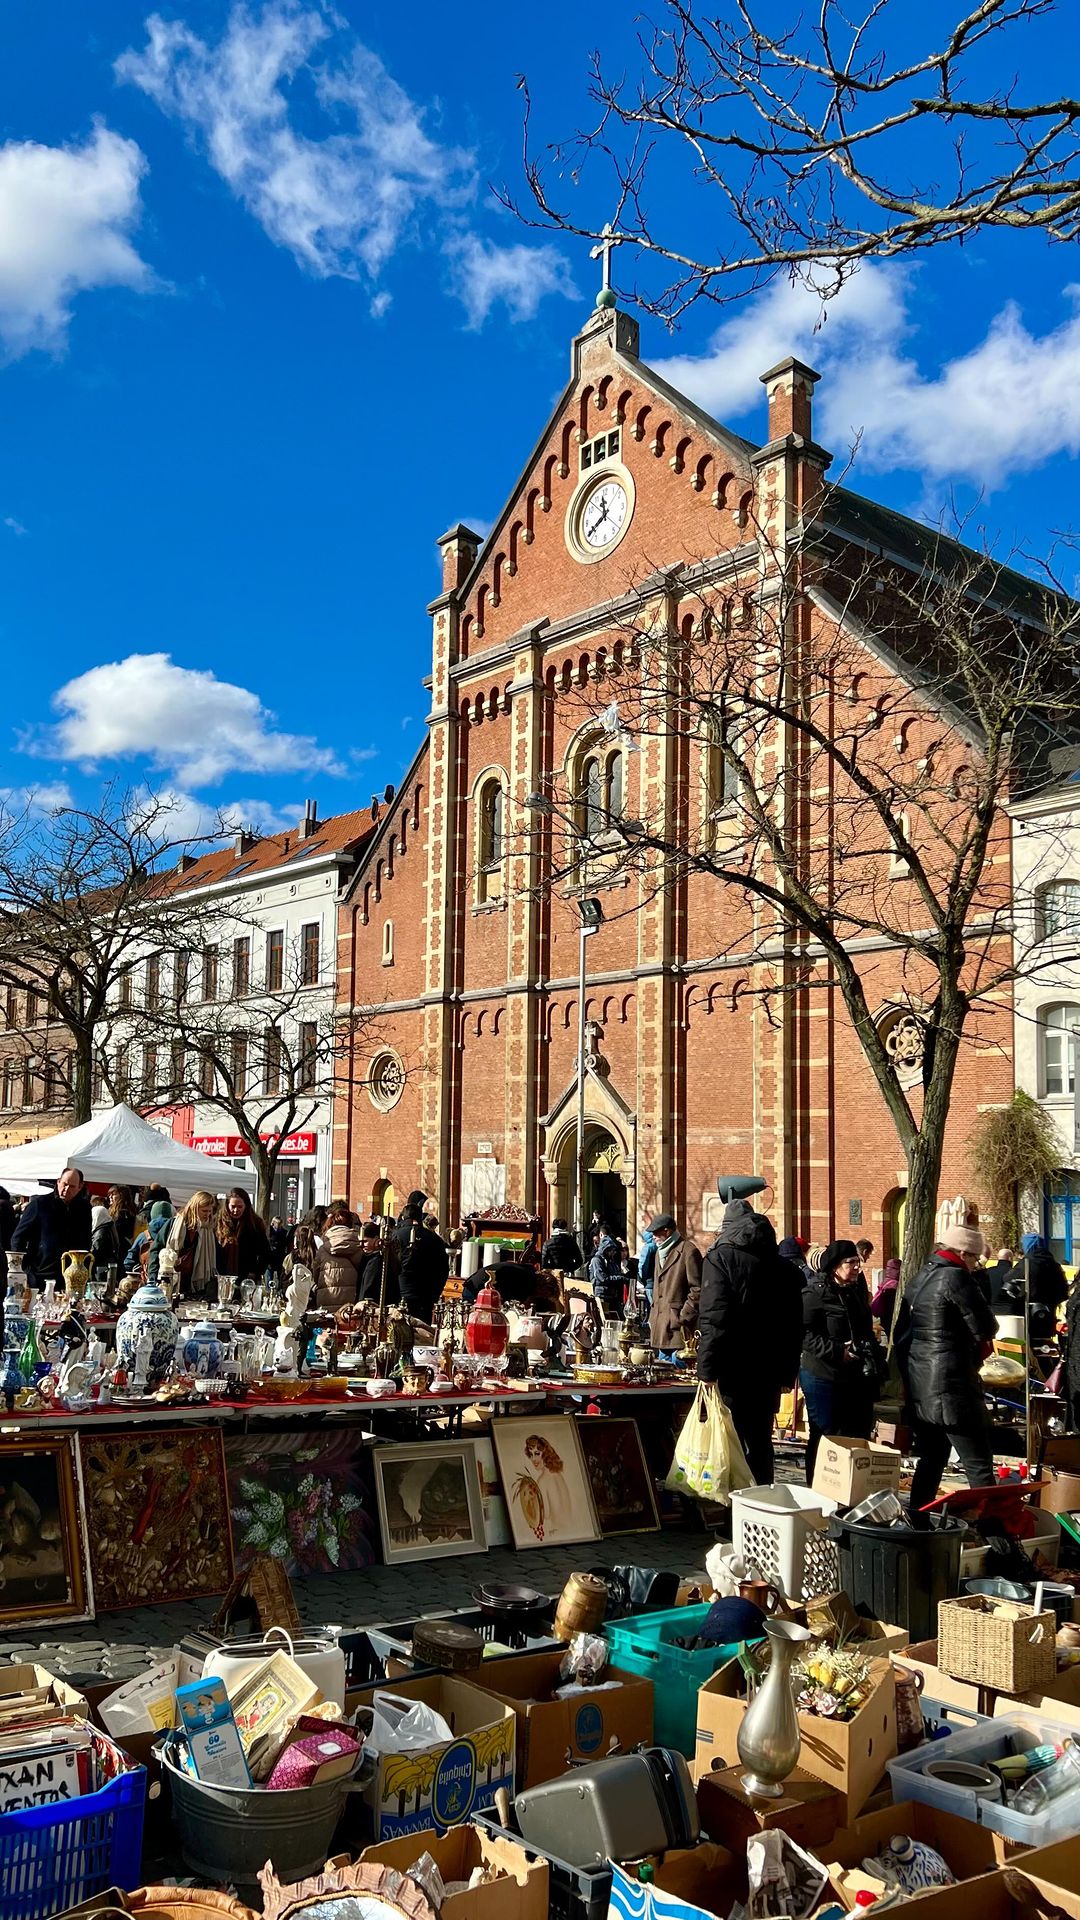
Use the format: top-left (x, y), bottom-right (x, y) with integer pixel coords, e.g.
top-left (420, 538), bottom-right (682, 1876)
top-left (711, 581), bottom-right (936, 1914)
top-left (366, 1689), bottom-right (453, 1756)
top-left (666, 1383), bottom-right (753, 1502)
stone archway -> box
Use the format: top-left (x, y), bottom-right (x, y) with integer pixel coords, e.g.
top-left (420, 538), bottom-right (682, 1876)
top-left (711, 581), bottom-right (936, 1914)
top-left (540, 1067), bottom-right (637, 1241)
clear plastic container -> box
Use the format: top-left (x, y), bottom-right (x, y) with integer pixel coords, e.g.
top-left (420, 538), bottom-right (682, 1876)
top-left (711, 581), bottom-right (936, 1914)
top-left (1012, 1742), bottom-right (1080, 1815)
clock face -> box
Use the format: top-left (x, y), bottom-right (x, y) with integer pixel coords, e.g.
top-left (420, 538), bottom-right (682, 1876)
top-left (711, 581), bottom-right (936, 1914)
top-left (580, 478), bottom-right (629, 549)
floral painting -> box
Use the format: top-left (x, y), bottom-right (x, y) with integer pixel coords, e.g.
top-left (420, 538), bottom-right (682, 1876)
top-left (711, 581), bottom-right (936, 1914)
top-left (81, 1427), bottom-right (233, 1610)
top-left (226, 1430), bottom-right (377, 1575)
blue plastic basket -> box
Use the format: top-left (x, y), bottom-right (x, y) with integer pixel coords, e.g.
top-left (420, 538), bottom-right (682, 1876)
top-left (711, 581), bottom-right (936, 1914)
top-left (0, 1764), bottom-right (146, 1920)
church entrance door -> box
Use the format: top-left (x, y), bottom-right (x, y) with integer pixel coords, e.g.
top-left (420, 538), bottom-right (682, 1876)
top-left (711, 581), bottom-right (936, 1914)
top-left (585, 1128), bottom-right (627, 1240)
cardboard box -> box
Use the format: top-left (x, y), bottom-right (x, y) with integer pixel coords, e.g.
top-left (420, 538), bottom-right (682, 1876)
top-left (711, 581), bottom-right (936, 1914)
top-left (0, 1663), bottom-right (89, 1722)
top-left (823, 1798), bottom-right (1022, 1908)
top-left (359, 1821), bottom-right (547, 1920)
top-left (467, 1649), bottom-right (653, 1787)
top-left (892, 1839), bottom-right (1080, 1920)
top-left (348, 1673), bottom-right (516, 1841)
top-left (693, 1657), bottom-right (896, 1820)
top-left (898, 1640), bottom-right (1080, 1720)
top-left (1038, 1470), bottom-right (1080, 1515)
top-left (851, 1619), bottom-right (909, 1655)
top-left (812, 1437), bottom-right (902, 1506)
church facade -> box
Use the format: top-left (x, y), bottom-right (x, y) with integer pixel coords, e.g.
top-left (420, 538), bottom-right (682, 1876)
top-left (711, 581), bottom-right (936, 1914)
top-left (331, 299), bottom-right (1014, 1256)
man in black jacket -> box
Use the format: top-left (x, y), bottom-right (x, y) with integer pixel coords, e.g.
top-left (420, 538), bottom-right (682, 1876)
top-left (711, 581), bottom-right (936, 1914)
top-left (11, 1166), bottom-right (93, 1288)
top-left (697, 1200), bottom-right (804, 1485)
top-left (540, 1218), bottom-right (583, 1274)
top-left (394, 1204), bottom-right (449, 1324)
top-left (893, 1224), bottom-right (997, 1521)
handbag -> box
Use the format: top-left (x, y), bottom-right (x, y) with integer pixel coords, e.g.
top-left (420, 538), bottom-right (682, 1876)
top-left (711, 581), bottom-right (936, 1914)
top-left (666, 1383), bottom-right (753, 1502)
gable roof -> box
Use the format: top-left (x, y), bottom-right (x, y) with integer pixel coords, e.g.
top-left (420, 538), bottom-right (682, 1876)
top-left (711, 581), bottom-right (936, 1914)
top-left (168, 807), bottom-right (375, 896)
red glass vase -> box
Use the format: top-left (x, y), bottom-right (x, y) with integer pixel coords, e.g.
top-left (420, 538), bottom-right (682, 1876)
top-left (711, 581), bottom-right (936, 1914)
top-left (465, 1281), bottom-right (509, 1358)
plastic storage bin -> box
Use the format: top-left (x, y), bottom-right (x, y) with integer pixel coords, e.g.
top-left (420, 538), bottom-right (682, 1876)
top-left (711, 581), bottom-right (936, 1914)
top-left (887, 1707), bottom-right (1080, 1846)
top-left (831, 1513), bottom-right (964, 1643)
top-left (602, 1604), bottom-right (757, 1755)
top-left (366, 1604), bottom-right (559, 1668)
top-left (475, 1812), bottom-right (611, 1920)
top-left (0, 1764), bottom-right (146, 1920)
top-left (730, 1484), bottom-right (839, 1599)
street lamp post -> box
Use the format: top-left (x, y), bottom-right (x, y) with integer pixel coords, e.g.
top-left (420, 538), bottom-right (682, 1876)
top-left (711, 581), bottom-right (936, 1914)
top-left (526, 792), bottom-right (603, 1246)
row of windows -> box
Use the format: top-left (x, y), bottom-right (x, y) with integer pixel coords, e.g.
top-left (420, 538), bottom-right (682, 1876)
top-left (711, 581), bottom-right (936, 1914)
top-left (117, 924), bottom-right (322, 1014)
top-left (0, 1054), bottom-right (71, 1112)
top-left (0, 1022), bottom-right (323, 1116)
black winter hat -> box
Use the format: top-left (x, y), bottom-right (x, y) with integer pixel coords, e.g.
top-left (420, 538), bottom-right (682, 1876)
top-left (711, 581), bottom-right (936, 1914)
top-left (820, 1238), bottom-right (860, 1274)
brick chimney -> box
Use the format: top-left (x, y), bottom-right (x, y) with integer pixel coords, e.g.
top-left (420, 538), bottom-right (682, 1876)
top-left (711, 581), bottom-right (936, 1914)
top-left (235, 828), bottom-right (257, 857)
top-left (760, 357), bottom-right (820, 443)
top-left (437, 523), bottom-right (481, 595)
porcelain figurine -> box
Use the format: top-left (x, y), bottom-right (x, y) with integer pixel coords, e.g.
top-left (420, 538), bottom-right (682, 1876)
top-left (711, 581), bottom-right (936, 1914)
top-left (132, 1324), bottom-right (154, 1394)
top-left (865, 1837), bottom-right (955, 1894)
top-left (115, 1279), bottom-right (181, 1387)
top-left (182, 1318), bottom-right (222, 1378)
top-left (737, 1619), bottom-right (814, 1799)
top-left (60, 1247), bottom-right (93, 1303)
top-left (0, 1351), bottom-right (23, 1411)
top-left (56, 1313), bottom-right (92, 1406)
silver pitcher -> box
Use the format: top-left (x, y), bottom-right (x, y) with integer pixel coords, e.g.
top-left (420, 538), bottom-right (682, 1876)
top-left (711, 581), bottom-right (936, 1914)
top-left (737, 1618), bottom-right (814, 1799)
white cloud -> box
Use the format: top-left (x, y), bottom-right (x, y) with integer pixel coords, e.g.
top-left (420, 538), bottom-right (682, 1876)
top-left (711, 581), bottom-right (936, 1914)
top-left (0, 782), bottom-right (74, 818)
top-left (118, 5), bottom-right (469, 279)
top-left (117, 3), bottom-right (573, 326)
top-left (447, 235), bottom-right (576, 329)
top-left (137, 786), bottom-right (304, 841)
top-left (3, 516), bottom-right (26, 537)
top-left (27, 652), bottom-right (344, 788)
top-left (0, 122), bottom-right (151, 358)
top-left (654, 266), bottom-right (1080, 489)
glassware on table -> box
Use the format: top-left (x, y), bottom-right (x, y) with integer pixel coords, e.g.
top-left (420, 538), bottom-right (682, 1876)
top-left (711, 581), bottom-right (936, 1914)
top-left (1011, 1742), bottom-right (1080, 1816)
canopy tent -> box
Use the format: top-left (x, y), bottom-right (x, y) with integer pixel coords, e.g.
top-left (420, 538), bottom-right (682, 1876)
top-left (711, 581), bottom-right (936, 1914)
top-left (0, 1103), bottom-right (258, 1202)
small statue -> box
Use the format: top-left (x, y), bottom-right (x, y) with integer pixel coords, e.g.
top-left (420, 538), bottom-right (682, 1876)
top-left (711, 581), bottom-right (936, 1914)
top-left (56, 1313), bottom-right (92, 1406)
top-left (132, 1324), bottom-right (154, 1394)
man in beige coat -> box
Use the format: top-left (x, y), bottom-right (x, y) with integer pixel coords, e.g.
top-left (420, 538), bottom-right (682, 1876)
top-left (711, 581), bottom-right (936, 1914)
top-left (647, 1212), bottom-right (702, 1354)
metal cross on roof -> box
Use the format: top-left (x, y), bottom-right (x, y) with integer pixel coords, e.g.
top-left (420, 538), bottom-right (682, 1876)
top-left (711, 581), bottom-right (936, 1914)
top-left (590, 222), bottom-right (623, 296)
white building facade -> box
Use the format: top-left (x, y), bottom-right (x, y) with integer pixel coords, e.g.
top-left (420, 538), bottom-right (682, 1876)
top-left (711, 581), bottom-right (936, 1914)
top-left (1010, 778), bottom-right (1080, 1263)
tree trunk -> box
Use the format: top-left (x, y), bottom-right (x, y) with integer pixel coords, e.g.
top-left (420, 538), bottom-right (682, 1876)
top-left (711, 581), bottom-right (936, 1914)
top-left (246, 1139), bottom-right (276, 1222)
top-left (71, 1031), bottom-right (93, 1126)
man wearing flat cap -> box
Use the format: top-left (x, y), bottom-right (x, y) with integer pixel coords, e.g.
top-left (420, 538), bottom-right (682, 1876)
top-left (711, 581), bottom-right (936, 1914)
top-left (893, 1223), bottom-right (998, 1519)
top-left (647, 1212), bottom-right (701, 1357)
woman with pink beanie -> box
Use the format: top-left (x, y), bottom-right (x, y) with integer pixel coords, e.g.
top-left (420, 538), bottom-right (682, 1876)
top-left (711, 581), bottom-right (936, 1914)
top-left (893, 1223), bottom-right (998, 1521)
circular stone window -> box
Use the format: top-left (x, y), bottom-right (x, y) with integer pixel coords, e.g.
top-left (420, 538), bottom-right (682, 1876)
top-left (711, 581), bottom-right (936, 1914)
top-left (368, 1049), bottom-right (405, 1111)
top-left (876, 1005), bottom-right (926, 1087)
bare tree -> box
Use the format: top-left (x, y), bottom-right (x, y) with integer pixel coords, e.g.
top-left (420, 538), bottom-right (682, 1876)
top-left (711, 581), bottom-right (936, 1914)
top-left (522, 527), bottom-right (1080, 1280)
top-left (0, 786), bottom-right (221, 1125)
top-left (511, 0), bottom-right (1080, 316)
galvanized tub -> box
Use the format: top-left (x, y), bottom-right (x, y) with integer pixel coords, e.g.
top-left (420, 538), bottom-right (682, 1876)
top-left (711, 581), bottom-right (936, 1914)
top-left (159, 1748), bottom-right (355, 1889)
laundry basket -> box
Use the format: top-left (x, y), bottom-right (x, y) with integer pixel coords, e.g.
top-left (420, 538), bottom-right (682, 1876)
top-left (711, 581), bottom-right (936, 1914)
top-left (731, 1484), bottom-right (839, 1598)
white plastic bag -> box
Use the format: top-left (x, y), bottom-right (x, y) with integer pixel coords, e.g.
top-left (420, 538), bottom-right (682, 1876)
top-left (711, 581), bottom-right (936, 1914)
top-left (366, 1689), bottom-right (453, 1756)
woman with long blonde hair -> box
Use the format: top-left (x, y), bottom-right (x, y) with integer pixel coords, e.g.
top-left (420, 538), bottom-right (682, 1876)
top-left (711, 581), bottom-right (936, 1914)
top-left (163, 1189), bottom-right (219, 1297)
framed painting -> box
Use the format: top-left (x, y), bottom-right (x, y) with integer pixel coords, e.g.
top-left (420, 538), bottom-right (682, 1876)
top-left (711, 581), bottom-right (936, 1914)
top-left (0, 1432), bottom-right (93, 1628)
top-left (576, 1417), bottom-right (661, 1536)
top-left (80, 1426), bottom-right (234, 1610)
top-left (491, 1415), bottom-right (600, 1550)
top-left (373, 1439), bottom-right (487, 1566)
top-left (226, 1430), bottom-right (378, 1576)
top-left (473, 1434), bottom-right (512, 1548)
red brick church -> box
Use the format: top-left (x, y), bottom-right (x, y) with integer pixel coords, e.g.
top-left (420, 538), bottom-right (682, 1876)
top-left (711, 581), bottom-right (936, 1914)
top-left (332, 295), bottom-right (1014, 1256)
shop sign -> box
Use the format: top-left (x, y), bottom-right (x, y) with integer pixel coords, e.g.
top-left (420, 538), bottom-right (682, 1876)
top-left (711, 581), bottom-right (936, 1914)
top-left (192, 1131), bottom-right (317, 1158)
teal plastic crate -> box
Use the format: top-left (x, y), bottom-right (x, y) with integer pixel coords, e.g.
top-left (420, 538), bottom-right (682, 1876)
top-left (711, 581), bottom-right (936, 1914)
top-left (603, 1604), bottom-right (757, 1756)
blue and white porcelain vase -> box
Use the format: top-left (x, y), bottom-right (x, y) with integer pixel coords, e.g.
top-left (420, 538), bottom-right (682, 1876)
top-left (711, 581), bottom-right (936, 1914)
top-left (182, 1318), bottom-right (222, 1378)
top-left (866, 1836), bottom-right (955, 1895)
top-left (116, 1281), bottom-right (180, 1386)
top-left (2, 1265), bottom-right (29, 1357)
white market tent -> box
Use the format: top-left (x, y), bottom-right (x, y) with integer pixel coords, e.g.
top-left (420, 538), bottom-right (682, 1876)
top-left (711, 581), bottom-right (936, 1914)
top-left (0, 1103), bottom-right (257, 1202)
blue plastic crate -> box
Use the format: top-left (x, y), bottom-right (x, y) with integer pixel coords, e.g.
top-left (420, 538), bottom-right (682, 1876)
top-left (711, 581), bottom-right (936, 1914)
top-left (603, 1605), bottom-right (759, 1756)
top-left (0, 1764), bottom-right (146, 1920)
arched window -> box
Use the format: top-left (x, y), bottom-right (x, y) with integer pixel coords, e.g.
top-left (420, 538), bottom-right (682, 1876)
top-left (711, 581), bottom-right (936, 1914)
top-left (605, 748), bottom-right (624, 820)
top-left (576, 743), bottom-right (624, 841)
top-left (1040, 1004), bottom-right (1080, 1096)
top-left (582, 754), bottom-right (603, 838)
top-left (701, 705), bottom-right (739, 843)
top-left (1038, 881), bottom-right (1080, 941)
top-left (477, 776), bottom-right (505, 902)
top-left (371, 1178), bottom-right (395, 1218)
top-left (382, 919), bottom-right (394, 967)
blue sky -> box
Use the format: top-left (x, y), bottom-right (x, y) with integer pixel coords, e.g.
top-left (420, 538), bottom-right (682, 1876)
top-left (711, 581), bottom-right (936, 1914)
top-left (0, 1), bottom-right (1077, 840)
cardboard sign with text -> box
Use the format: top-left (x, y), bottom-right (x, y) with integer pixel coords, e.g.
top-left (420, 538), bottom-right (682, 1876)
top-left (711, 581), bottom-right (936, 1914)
top-left (811, 1438), bottom-right (902, 1506)
top-left (468, 1649), bottom-right (654, 1788)
top-left (348, 1673), bottom-right (515, 1842)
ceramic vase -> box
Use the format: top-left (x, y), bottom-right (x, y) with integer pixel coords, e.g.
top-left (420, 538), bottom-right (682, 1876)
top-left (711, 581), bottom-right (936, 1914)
top-left (465, 1282), bottom-right (509, 1358)
top-left (116, 1281), bottom-right (180, 1386)
top-left (182, 1318), bottom-right (222, 1377)
top-left (61, 1247), bottom-right (92, 1302)
top-left (0, 1350), bottom-right (23, 1407)
top-left (1, 1275), bottom-right (29, 1356)
top-left (736, 1619), bottom-right (814, 1799)
top-left (868, 1837), bottom-right (955, 1894)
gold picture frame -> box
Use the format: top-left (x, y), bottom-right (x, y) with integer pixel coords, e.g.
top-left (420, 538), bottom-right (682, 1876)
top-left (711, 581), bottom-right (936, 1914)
top-left (0, 1431), bottom-right (94, 1627)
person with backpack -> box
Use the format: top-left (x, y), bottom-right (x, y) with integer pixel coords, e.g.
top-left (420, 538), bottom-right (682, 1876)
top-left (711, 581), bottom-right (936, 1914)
top-left (123, 1200), bottom-right (175, 1289)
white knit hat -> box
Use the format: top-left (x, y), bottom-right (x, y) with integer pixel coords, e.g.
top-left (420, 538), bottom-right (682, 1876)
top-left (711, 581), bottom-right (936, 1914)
top-left (938, 1223), bottom-right (986, 1258)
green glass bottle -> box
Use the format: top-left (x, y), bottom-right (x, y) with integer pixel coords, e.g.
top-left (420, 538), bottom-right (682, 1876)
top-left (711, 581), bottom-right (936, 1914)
top-left (18, 1317), bottom-right (42, 1381)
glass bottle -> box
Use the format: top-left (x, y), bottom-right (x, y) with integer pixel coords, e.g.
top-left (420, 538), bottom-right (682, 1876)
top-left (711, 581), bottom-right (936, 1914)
top-left (18, 1318), bottom-right (43, 1382)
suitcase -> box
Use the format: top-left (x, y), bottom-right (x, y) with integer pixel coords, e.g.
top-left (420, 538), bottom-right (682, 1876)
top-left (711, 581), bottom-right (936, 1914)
top-left (514, 1745), bottom-right (700, 1867)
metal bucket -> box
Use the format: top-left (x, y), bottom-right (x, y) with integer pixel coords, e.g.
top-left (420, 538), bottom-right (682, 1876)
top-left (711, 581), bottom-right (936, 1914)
top-left (160, 1749), bottom-right (353, 1889)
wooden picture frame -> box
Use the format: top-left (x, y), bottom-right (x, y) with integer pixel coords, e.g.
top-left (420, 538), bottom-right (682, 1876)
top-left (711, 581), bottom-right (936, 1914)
top-left (0, 1431), bottom-right (94, 1627)
top-left (372, 1438), bottom-right (487, 1566)
top-left (80, 1426), bottom-right (234, 1610)
top-left (491, 1414), bottom-right (600, 1550)
top-left (576, 1416), bottom-right (661, 1535)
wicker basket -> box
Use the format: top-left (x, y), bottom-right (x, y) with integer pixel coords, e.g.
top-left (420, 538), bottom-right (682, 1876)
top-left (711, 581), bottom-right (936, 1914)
top-left (938, 1593), bottom-right (1056, 1692)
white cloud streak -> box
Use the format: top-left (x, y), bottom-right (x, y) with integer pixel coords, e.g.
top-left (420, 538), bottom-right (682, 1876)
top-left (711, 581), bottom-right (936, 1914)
top-left (117, 3), bottom-right (573, 326)
top-left (0, 122), bottom-right (151, 358)
top-left (655, 267), bottom-right (1080, 488)
top-left (26, 652), bottom-right (344, 788)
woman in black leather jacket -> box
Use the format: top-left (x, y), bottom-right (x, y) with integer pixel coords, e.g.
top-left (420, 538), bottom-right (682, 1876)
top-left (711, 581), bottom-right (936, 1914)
top-left (893, 1225), bottom-right (996, 1521)
top-left (799, 1240), bottom-right (883, 1482)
